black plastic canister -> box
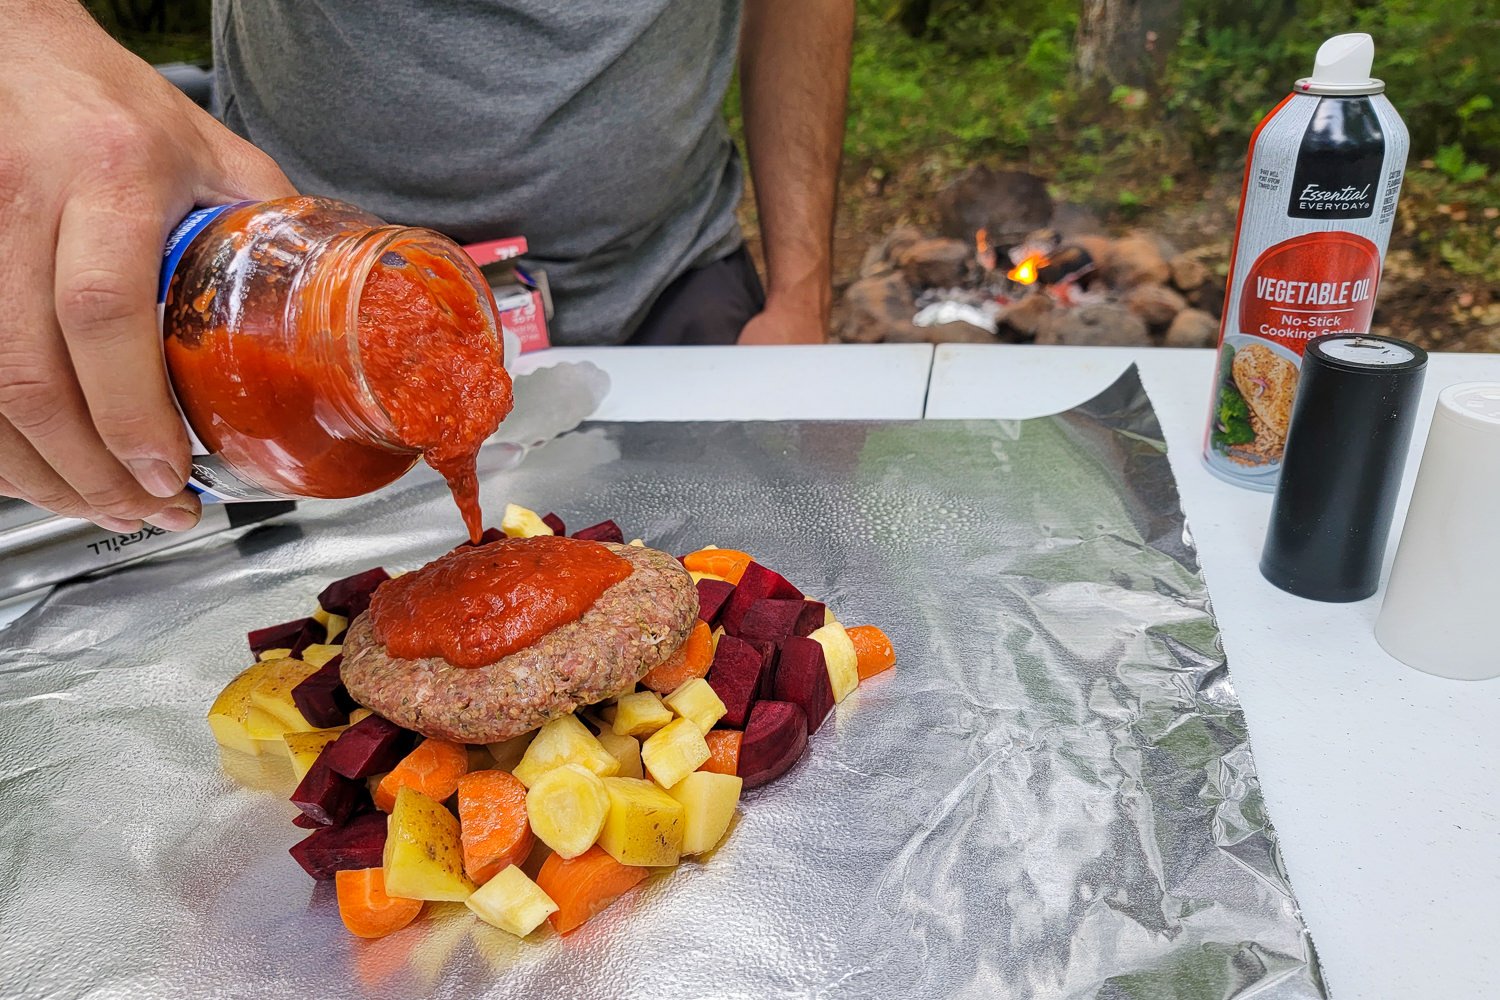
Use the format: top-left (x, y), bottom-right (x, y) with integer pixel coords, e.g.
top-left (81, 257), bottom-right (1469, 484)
top-left (1260, 334), bottom-right (1427, 601)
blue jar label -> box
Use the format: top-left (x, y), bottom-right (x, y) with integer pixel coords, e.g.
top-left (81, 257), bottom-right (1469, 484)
top-left (159, 203), bottom-right (289, 503)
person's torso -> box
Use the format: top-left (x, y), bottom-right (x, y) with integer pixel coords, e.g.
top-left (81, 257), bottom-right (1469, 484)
top-left (215, 0), bottom-right (745, 344)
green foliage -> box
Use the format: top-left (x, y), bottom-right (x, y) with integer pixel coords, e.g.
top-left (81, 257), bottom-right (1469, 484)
top-left (844, 0), bottom-right (1071, 168)
top-left (1211, 347), bottom-right (1255, 449)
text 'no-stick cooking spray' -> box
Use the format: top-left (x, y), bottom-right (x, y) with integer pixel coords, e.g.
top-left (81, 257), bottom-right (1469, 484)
top-left (1203, 33), bottom-right (1408, 490)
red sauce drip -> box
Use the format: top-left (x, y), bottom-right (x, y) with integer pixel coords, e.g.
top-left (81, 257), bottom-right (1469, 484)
top-left (370, 535), bottom-right (633, 668)
top-left (358, 250), bottom-right (514, 542)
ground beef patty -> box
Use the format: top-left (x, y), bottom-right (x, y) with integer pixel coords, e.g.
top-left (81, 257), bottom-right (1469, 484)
top-left (341, 543), bottom-right (698, 742)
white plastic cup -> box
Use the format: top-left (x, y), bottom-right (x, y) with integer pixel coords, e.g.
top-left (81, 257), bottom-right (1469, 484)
top-left (1376, 382), bottom-right (1500, 679)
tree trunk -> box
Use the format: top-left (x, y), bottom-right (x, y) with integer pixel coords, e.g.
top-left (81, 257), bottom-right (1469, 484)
top-left (1075, 0), bottom-right (1182, 90)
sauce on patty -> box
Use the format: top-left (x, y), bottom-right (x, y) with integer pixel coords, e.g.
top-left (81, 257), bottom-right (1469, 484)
top-left (369, 536), bottom-right (632, 668)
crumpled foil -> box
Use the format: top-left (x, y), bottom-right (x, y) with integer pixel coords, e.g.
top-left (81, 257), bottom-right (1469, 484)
top-left (0, 367), bottom-right (1324, 1000)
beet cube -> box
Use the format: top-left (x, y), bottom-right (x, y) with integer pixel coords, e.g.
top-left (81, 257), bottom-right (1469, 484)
top-left (322, 715), bottom-right (415, 779)
top-left (316, 567), bottom-right (390, 619)
top-left (696, 579), bottom-right (735, 626)
top-left (706, 635), bottom-right (768, 730)
top-left (738, 639), bottom-right (777, 702)
top-left (291, 655), bottom-right (354, 728)
top-left (739, 701), bottom-right (809, 789)
top-left (572, 519), bottom-right (625, 544)
top-left (454, 527), bottom-right (505, 551)
top-left (247, 617), bottom-right (320, 658)
top-left (719, 562), bottom-right (803, 635)
top-left (793, 601), bottom-right (827, 637)
top-left (290, 757), bottom-right (368, 826)
top-left (292, 812), bottom-right (319, 830)
top-left (736, 599), bottom-right (806, 644)
top-left (288, 812), bottom-right (388, 881)
top-left (542, 512), bottom-right (567, 535)
top-left (774, 637), bottom-right (834, 733)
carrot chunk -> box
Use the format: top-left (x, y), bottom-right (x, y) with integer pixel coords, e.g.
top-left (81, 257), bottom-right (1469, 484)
top-left (535, 845), bottom-right (649, 935)
top-left (457, 769), bottom-right (535, 885)
top-left (335, 867), bottom-right (423, 939)
top-left (639, 621), bottom-right (714, 694)
top-left (374, 738), bottom-right (469, 813)
top-left (847, 625), bottom-right (896, 680)
top-left (700, 730), bottom-right (741, 776)
top-left (680, 548), bottom-right (753, 585)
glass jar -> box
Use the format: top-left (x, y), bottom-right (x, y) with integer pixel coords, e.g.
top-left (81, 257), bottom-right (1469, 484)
top-left (160, 196), bottom-right (505, 503)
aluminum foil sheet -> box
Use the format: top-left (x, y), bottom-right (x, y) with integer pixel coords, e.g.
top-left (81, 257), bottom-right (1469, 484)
top-left (0, 367), bottom-right (1325, 999)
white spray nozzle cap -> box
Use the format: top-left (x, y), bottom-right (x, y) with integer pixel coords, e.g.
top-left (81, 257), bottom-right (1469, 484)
top-left (1296, 33), bottom-right (1384, 96)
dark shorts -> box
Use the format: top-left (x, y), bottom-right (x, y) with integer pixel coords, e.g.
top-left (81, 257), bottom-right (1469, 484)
top-left (627, 245), bottom-right (766, 346)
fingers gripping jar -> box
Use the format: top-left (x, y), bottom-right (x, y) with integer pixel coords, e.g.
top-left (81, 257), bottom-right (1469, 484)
top-left (160, 197), bottom-right (513, 539)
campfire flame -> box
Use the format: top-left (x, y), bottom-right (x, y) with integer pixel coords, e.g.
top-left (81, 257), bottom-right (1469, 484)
top-left (974, 229), bottom-right (997, 272)
top-left (1008, 252), bottom-right (1045, 286)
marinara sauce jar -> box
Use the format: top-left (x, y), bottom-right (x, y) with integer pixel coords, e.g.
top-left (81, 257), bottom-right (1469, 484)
top-left (159, 196), bottom-right (510, 512)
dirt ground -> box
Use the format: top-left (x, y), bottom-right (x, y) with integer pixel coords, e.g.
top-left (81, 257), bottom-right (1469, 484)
top-left (741, 162), bottom-right (1500, 353)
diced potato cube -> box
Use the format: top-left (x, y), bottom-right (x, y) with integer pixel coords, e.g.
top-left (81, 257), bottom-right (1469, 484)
top-left (628, 539), bottom-right (644, 547)
top-left (612, 691), bottom-right (673, 738)
top-left (384, 786), bottom-right (477, 901)
top-left (486, 731), bottom-right (535, 773)
top-left (206, 663), bottom-right (268, 757)
top-left (512, 715), bottom-right (619, 788)
top-left (465, 865), bottom-right (557, 937)
top-left (247, 657), bottom-right (322, 733)
top-left (300, 643), bottom-right (343, 668)
top-left (641, 718), bottom-right (710, 790)
top-left (809, 622), bottom-right (859, 703)
top-left (525, 763), bottom-right (610, 859)
top-left (597, 777), bottom-right (684, 867)
top-left (501, 503), bottom-right (554, 539)
top-left (666, 771), bottom-right (742, 855)
top-left (350, 707), bottom-right (374, 725)
top-left (282, 726), bottom-right (346, 779)
top-left (312, 607), bottom-right (350, 642)
top-left (710, 627), bottom-right (725, 655)
top-left (257, 647), bottom-right (293, 661)
top-left (210, 657), bottom-right (319, 750)
top-left (596, 730), bottom-right (643, 780)
top-left (664, 678), bottom-right (726, 734)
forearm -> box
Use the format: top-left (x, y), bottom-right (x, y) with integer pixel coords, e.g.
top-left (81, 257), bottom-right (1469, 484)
top-left (2, 1), bottom-right (106, 44)
top-left (738, 0), bottom-right (854, 326)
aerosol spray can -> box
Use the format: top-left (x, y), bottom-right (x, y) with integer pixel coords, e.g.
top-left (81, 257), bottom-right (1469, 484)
top-left (1203, 33), bottom-right (1408, 490)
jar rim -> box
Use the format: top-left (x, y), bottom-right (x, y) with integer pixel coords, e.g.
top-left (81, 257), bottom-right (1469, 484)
top-left (313, 225), bottom-right (504, 449)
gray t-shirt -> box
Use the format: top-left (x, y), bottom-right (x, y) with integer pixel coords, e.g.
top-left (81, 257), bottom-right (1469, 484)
top-left (214, 1), bottom-right (745, 345)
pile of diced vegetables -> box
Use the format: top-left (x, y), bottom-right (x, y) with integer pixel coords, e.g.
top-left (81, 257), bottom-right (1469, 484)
top-left (207, 503), bottom-right (896, 942)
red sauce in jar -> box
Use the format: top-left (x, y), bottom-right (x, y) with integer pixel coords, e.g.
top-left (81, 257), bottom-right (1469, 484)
top-left (161, 198), bottom-right (512, 542)
top-left (369, 536), bottom-right (633, 668)
top-left (357, 250), bottom-right (514, 542)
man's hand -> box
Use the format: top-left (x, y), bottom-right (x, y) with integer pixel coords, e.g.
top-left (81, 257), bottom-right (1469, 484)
top-left (738, 300), bottom-right (829, 345)
top-left (738, 0), bottom-right (854, 346)
top-left (0, 2), bottom-right (295, 531)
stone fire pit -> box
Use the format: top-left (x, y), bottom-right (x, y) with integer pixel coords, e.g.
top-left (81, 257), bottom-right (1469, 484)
top-left (839, 168), bottom-right (1224, 349)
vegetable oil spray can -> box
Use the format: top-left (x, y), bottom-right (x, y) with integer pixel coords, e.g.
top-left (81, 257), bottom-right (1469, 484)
top-left (1203, 33), bottom-right (1408, 490)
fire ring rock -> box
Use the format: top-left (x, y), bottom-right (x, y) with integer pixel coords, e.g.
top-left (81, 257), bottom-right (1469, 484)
top-left (1165, 308), bottom-right (1221, 349)
top-left (1036, 302), bottom-right (1152, 347)
top-left (1102, 233), bottom-right (1172, 289)
top-left (895, 238), bottom-right (975, 290)
top-left (1123, 283), bottom-right (1189, 329)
